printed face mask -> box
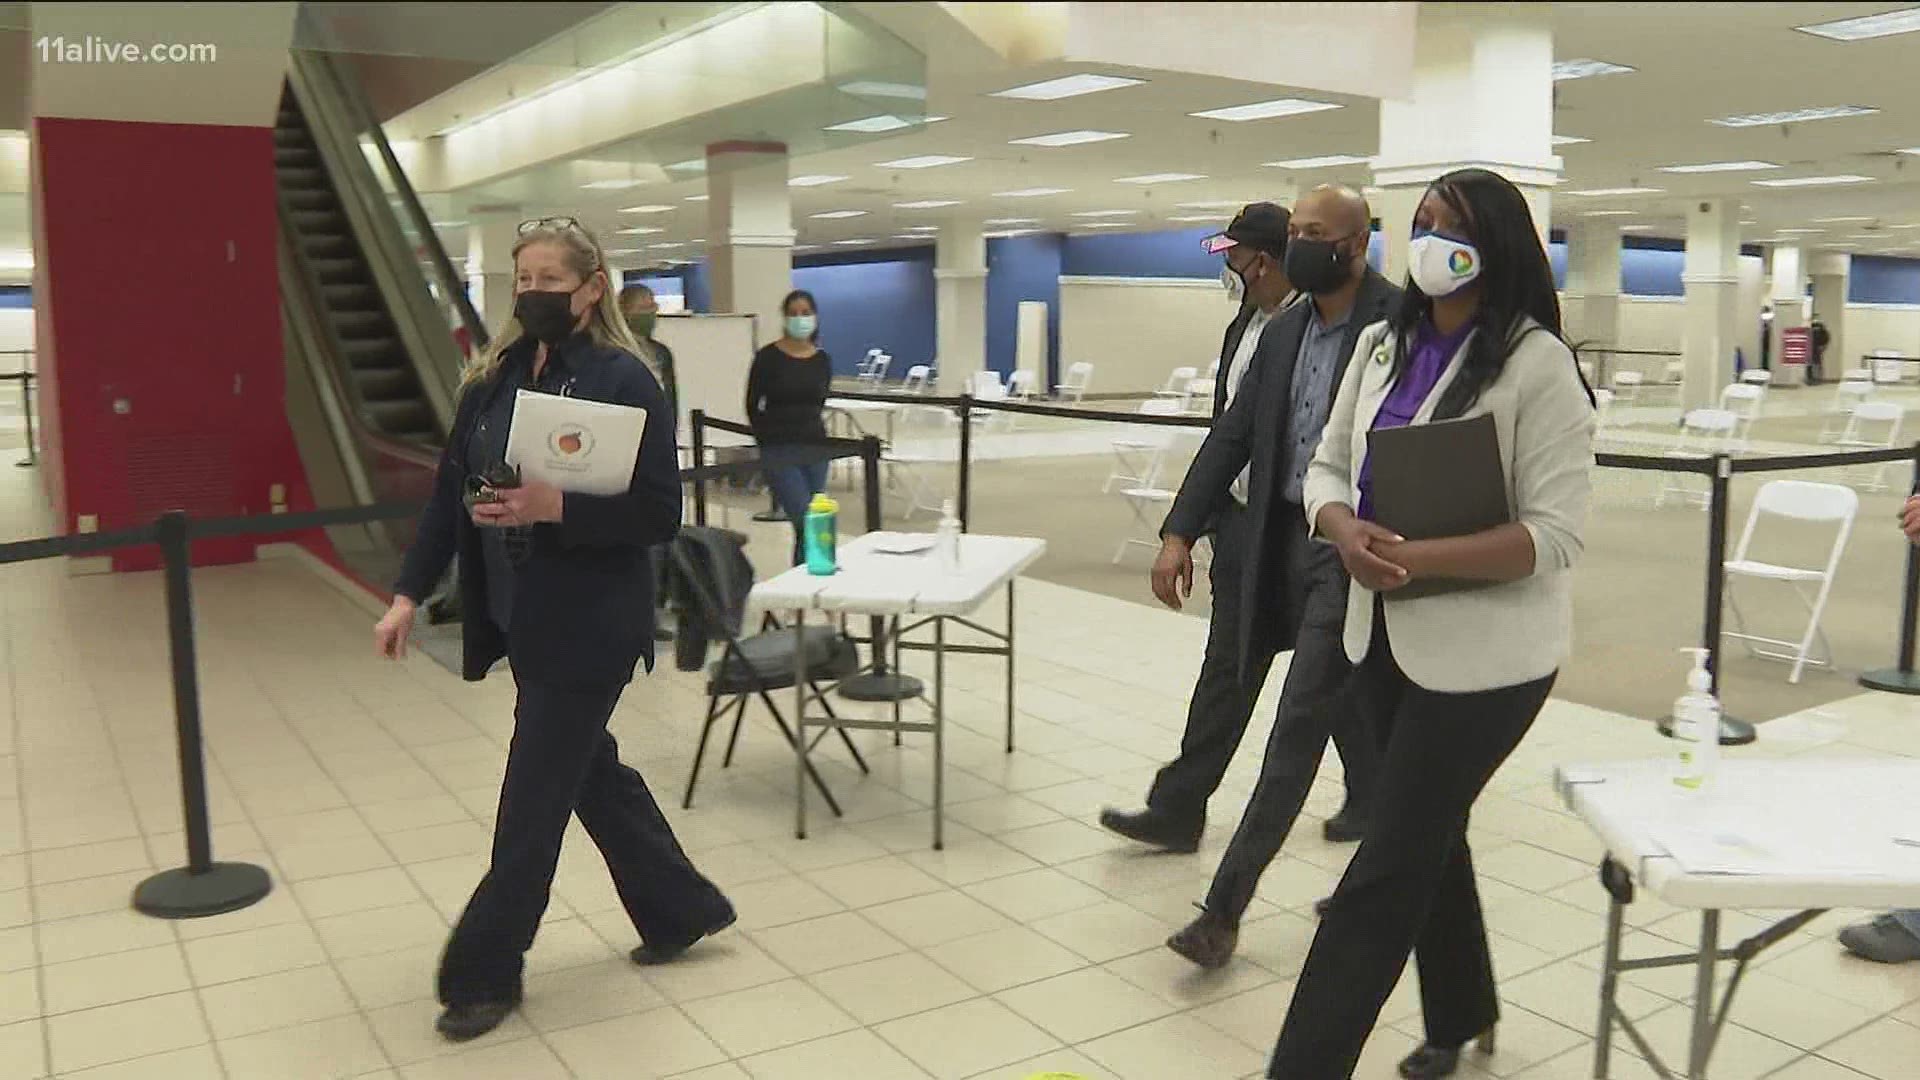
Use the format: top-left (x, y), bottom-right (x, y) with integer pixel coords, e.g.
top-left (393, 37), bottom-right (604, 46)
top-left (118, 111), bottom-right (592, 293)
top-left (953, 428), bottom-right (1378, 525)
top-left (1408, 230), bottom-right (1481, 298)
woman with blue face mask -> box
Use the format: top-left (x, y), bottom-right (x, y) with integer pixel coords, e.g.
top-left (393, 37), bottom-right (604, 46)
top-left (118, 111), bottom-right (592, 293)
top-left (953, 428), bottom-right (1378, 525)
top-left (1267, 168), bottom-right (1595, 1079)
top-left (746, 289), bottom-right (834, 563)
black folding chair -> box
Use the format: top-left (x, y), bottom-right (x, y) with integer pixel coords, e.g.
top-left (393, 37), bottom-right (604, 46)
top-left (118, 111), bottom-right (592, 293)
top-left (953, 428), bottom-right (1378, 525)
top-left (669, 544), bottom-right (869, 816)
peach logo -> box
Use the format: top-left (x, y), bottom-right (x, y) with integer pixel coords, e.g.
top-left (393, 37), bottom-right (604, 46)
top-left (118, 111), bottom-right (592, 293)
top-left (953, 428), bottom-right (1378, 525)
top-left (548, 424), bottom-right (593, 458)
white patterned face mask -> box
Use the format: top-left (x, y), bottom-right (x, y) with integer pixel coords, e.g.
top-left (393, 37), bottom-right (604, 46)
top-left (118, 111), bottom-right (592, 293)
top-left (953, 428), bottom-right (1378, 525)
top-left (1220, 265), bottom-right (1245, 305)
top-left (1408, 230), bottom-right (1481, 297)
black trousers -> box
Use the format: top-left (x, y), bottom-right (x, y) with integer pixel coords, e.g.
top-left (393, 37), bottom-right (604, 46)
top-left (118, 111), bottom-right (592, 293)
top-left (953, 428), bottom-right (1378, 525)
top-left (1266, 603), bottom-right (1554, 1079)
top-left (1203, 529), bottom-right (1373, 921)
top-left (1147, 504), bottom-right (1377, 830)
top-left (437, 677), bottom-right (732, 1006)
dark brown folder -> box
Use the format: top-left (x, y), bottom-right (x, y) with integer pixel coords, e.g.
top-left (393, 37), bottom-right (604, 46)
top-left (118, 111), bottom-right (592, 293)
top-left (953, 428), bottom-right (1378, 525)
top-left (1365, 413), bottom-right (1510, 600)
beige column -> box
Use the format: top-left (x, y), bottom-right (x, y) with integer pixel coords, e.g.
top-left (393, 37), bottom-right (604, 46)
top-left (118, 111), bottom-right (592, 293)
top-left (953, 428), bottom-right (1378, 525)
top-left (934, 220), bottom-right (987, 393)
top-left (1564, 220), bottom-right (1623, 349)
top-left (465, 211), bottom-right (519, 328)
top-left (705, 141), bottom-right (794, 346)
top-left (1681, 198), bottom-right (1742, 410)
top-left (1808, 250), bottom-right (1851, 381)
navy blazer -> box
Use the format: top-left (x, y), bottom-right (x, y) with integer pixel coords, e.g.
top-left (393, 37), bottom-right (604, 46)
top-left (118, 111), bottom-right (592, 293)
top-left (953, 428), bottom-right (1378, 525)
top-left (395, 332), bottom-right (683, 689)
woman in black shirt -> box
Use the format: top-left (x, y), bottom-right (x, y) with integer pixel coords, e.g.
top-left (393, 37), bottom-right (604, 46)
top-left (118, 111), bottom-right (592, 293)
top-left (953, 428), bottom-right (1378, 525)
top-left (746, 289), bottom-right (834, 563)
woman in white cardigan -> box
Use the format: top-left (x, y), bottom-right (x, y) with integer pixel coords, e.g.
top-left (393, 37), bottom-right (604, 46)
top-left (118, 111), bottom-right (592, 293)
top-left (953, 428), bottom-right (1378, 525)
top-left (1265, 169), bottom-right (1595, 1080)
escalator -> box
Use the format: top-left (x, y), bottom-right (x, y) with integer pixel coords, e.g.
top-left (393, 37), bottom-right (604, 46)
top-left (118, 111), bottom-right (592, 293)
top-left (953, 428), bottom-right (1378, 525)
top-left (274, 50), bottom-right (481, 594)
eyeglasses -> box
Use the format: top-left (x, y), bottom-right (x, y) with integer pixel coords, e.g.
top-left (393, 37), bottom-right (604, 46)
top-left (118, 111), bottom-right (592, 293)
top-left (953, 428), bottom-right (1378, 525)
top-left (518, 216), bottom-right (583, 235)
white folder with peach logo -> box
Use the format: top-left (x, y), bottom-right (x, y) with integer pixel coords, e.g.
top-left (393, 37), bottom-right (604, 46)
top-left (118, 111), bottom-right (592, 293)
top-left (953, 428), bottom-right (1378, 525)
top-left (505, 389), bottom-right (648, 496)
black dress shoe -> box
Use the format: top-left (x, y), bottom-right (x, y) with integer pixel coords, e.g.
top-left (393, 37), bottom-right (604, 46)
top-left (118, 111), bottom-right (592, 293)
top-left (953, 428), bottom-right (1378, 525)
top-left (1098, 807), bottom-right (1203, 853)
top-left (630, 904), bottom-right (738, 966)
top-left (435, 1000), bottom-right (517, 1042)
top-left (1312, 895), bottom-right (1333, 919)
top-left (1322, 805), bottom-right (1367, 843)
top-left (1166, 906), bottom-right (1239, 970)
top-left (1398, 1030), bottom-right (1495, 1078)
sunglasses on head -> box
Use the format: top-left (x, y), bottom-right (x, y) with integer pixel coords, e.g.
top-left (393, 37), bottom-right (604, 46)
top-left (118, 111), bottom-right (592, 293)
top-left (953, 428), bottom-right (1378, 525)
top-left (518, 216), bottom-right (583, 235)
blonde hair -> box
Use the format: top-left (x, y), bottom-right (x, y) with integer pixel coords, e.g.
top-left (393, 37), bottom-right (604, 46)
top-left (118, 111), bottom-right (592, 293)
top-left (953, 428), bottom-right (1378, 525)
top-left (464, 220), bottom-right (655, 386)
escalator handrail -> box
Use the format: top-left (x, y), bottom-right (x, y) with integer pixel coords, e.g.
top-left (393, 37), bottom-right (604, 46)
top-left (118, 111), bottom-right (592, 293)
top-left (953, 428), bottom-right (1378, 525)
top-left (308, 51), bottom-right (489, 353)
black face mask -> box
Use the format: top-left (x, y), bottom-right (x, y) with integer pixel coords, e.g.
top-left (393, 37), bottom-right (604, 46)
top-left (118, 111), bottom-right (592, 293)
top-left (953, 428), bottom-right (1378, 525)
top-left (515, 288), bottom-right (581, 346)
top-left (1283, 235), bottom-right (1356, 295)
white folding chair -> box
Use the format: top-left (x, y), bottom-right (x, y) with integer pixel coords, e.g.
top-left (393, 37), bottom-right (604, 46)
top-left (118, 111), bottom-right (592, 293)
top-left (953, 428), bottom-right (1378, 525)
top-left (882, 449), bottom-right (947, 520)
top-left (1656, 408), bottom-right (1744, 508)
top-left (1184, 376), bottom-right (1217, 415)
top-left (1722, 480), bottom-right (1859, 683)
top-left (1611, 370), bottom-right (1644, 406)
top-left (1817, 379), bottom-right (1874, 443)
top-left (854, 349), bottom-right (884, 385)
top-left (894, 364), bottom-right (930, 395)
top-left (1739, 369), bottom-right (1772, 386)
top-left (1113, 430), bottom-right (1200, 564)
top-left (865, 353), bottom-right (892, 386)
top-left (1153, 366), bottom-right (1200, 408)
top-left (1055, 361), bottom-right (1094, 402)
top-left (1835, 401), bottom-right (1905, 491)
top-left (1874, 357), bottom-right (1904, 386)
top-left (1104, 398), bottom-right (1183, 493)
top-left (1718, 382), bottom-right (1766, 430)
top-left (1591, 387), bottom-right (1617, 437)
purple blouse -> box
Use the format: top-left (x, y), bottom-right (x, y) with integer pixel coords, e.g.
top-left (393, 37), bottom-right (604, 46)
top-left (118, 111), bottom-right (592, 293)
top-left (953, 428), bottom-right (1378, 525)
top-left (1357, 320), bottom-right (1473, 519)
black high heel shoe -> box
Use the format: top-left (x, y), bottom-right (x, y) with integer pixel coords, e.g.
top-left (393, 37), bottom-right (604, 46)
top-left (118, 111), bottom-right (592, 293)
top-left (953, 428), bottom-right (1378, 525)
top-left (1397, 1029), bottom-right (1495, 1079)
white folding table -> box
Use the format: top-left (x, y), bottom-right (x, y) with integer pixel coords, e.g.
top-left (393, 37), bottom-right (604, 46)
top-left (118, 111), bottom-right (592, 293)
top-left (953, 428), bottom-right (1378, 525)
top-left (1557, 758), bottom-right (1920, 1079)
top-left (753, 532), bottom-right (1046, 849)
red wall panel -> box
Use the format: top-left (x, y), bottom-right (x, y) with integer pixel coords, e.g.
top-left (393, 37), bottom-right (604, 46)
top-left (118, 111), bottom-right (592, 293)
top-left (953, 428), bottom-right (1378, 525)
top-left (34, 117), bottom-right (319, 570)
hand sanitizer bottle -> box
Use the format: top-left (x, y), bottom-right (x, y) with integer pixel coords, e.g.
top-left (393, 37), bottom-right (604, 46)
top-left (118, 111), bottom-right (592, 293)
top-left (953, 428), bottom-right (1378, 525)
top-left (1672, 647), bottom-right (1720, 792)
top-left (935, 499), bottom-right (962, 573)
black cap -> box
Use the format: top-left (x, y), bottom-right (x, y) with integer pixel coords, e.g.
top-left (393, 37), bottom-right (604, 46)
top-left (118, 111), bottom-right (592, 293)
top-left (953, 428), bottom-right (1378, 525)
top-left (1202, 202), bottom-right (1290, 258)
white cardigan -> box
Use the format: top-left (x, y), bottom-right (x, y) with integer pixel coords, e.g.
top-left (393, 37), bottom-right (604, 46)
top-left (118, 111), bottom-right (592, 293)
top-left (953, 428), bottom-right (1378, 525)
top-left (1303, 318), bottom-right (1595, 693)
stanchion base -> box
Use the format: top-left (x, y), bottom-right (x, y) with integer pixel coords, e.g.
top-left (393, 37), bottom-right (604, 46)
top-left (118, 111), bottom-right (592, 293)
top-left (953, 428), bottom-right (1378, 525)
top-left (133, 862), bottom-right (272, 919)
top-left (1860, 668), bottom-right (1920, 695)
top-left (838, 670), bottom-right (926, 702)
top-left (752, 509), bottom-right (789, 523)
top-left (1657, 714), bottom-right (1758, 746)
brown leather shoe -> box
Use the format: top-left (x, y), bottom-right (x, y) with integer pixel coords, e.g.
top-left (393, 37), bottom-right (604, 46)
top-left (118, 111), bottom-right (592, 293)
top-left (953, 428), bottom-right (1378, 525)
top-left (1166, 906), bottom-right (1238, 969)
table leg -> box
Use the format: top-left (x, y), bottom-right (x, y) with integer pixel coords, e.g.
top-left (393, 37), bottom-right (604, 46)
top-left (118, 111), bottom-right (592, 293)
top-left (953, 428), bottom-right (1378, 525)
top-left (1595, 891), bottom-right (1625, 1079)
top-left (933, 615), bottom-right (946, 851)
top-left (891, 616), bottom-right (904, 747)
top-left (1004, 580), bottom-right (1016, 754)
top-left (794, 607), bottom-right (809, 840)
top-left (1689, 910), bottom-right (1720, 1079)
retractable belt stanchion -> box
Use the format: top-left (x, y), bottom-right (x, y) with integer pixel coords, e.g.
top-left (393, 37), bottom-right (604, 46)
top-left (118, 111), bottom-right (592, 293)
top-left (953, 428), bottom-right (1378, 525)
top-left (1660, 453), bottom-right (1757, 745)
top-left (956, 392), bottom-right (973, 532)
top-left (1861, 448), bottom-right (1920, 695)
top-left (689, 409), bottom-right (709, 528)
top-left (132, 510), bottom-right (273, 918)
top-left (839, 435), bottom-right (924, 702)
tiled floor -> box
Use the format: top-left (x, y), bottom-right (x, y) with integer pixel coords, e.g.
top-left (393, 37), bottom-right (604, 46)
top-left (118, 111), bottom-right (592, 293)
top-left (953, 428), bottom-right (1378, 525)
top-left (3, 456), bottom-right (1920, 1079)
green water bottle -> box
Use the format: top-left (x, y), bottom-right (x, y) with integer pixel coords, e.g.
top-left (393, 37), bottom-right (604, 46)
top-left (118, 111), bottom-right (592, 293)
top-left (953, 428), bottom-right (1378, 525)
top-left (803, 492), bottom-right (838, 575)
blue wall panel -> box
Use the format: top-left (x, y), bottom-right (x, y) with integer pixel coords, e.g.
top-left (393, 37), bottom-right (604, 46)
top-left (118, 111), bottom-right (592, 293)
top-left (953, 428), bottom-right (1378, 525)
top-left (791, 248), bottom-right (936, 378)
top-left (1062, 227), bottom-right (1219, 279)
top-left (1849, 255), bottom-right (1920, 305)
top-left (986, 233), bottom-right (1064, 381)
top-left (1621, 248), bottom-right (1685, 297)
top-left (0, 286), bottom-right (29, 309)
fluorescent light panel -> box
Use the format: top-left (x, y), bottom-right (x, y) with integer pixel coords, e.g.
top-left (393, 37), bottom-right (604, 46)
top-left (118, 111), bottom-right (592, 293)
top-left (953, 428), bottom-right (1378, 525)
top-left (1564, 187), bottom-right (1663, 196)
top-left (1751, 174), bottom-right (1873, 187)
top-left (1710, 105), bottom-right (1878, 127)
top-left (1657, 160), bottom-right (1780, 173)
top-left (1812, 215), bottom-right (1872, 223)
top-left (839, 81), bottom-right (926, 100)
top-left (832, 238), bottom-right (874, 245)
top-left (1264, 154), bottom-right (1370, 169)
top-left (1902, 147), bottom-right (1920, 155)
top-left (1552, 58), bottom-right (1635, 80)
top-left (893, 200), bottom-right (963, 209)
top-left (993, 73), bottom-right (1143, 101)
top-left (1177, 200), bottom-right (1252, 209)
top-left (1619, 224), bottom-right (1655, 231)
top-left (1080, 222), bottom-right (1131, 229)
top-left (810, 210), bottom-right (867, 219)
top-left (1774, 228), bottom-right (1824, 234)
top-left (1072, 209), bottom-right (1137, 218)
top-left (875, 154), bottom-right (972, 169)
top-left (665, 159), bottom-right (705, 173)
top-left (1190, 97), bottom-right (1340, 122)
top-left (983, 217), bottom-right (1037, 225)
top-left (1167, 214), bottom-right (1226, 222)
top-left (1008, 129), bottom-right (1131, 147)
top-left (1552, 135), bottom-right (1591, 146)
top-left (684, 194), bottom-right (708, 202)
top-left (619, 204), bottom-right (674, 214)
top-left (1114, 172), bottom-right (1206, 184)
top-left (1797, 7), bottom-right (1920, 40)
top-left (580, 179), bottom-right (643, 190)
top-left (615, 226), bottom-right (664, 234)
top-left (994, 187), bottom-right (1072, 197)
top-left (1582, 210), bottom-right (1635, 217)
top-left (824, 115), bottom-right (912, 133)
top-left (788, 174), bottom-right (848, 187)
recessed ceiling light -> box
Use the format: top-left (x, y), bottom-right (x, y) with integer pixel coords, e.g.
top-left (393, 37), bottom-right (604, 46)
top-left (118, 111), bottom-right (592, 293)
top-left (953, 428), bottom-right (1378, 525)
top-left (1166, 214), bottom-right (1226, 222)
top-left (810, 210), bottom-right (868, 219)
top-left (1751, 174), bottom-right (1874, 187)
top-left (994, 187), bottom-right (1073, 198)
top-left (839, 80), bottom-right (927, 100)
top-left (832, 238), bottom-right (875, 246)
top-left (1812, 215), bottom-right (1873, 223)
top-left (684, 194), bottom-right (708, 202)
top-left (1564, 187), bottom-right (1664, 197)
top-left (1552, 135), bottom-right (1591, 146)
top-left (1072, 210), bottom-right (1138, 218)
top-left (1797, 7), bottom-right (1920, 40)
top-left (894, 200), bottom-right (963, 209)
top-left (1710, 105), bottom-right (1878, 128)
top-left (993, 73), bottom-right (1144, 101)
top-left (665, 159), bottom-right (706, 173)
top-left (789, 174), bottom-right (849, 187)
top-left (1114, 172), bottom-right (1206, 184)
top-left (620, 204), bottom-right (675, 214)
top-left (983, 217), bottom-right (1038, 226)
top-left (1582, 210), bottom-right (1635, 217)
top-left (825, 115), bottom-right (913, 134)
top-left (1657, 160), bottom-right (1781, 173)
top-left (1263, 154), bottom-right (1371, 169)
top-left (1079, 222), bottom-right (1132, 229)
top-left (1009, 129), bottom-right (1131, 147)
top-left (1189, 97), bottom-right (1340, 122)
top-left (875, 154), bottom-right (973, 169)
top-left (581, 179), bottom-right (643, 190)
top-left (1177, 200), bottom-right (1253, 210)
top-left (1552, 59), bottom-right (1635, 80)
top-left (1619, 224), bottom-right (1655, 232)
top-left (1775, 228), bottom-right (1824, 234)
top-left (615, 226), bottom-right (664, 235)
